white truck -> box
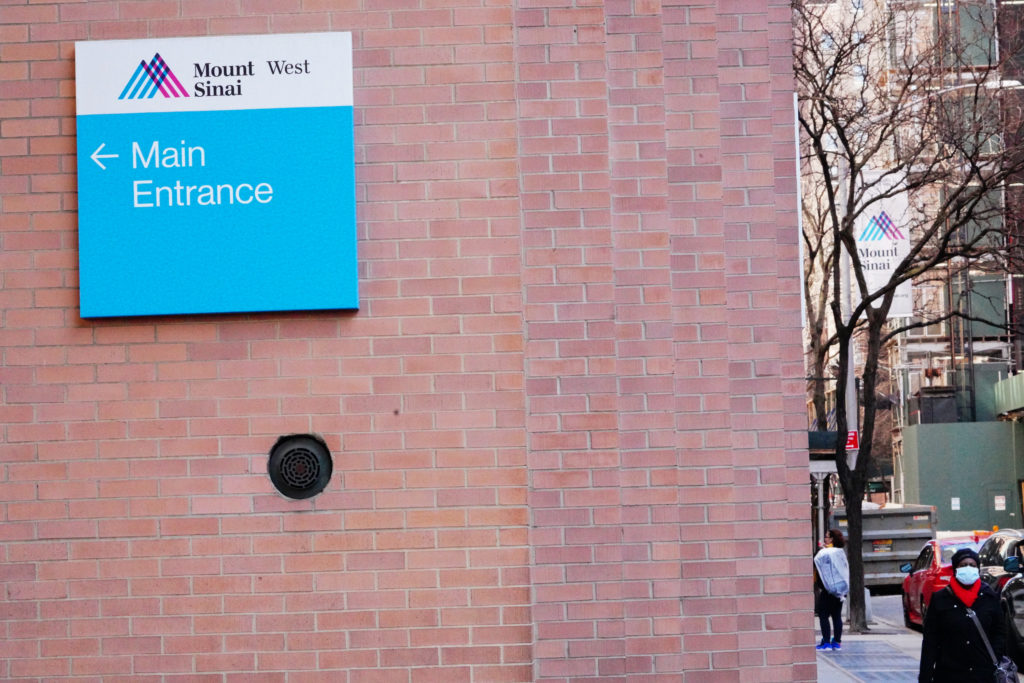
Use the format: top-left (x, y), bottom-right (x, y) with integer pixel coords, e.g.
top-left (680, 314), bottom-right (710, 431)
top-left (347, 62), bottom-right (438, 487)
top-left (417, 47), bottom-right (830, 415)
top-left (830, 504), bottom-right (938, 590)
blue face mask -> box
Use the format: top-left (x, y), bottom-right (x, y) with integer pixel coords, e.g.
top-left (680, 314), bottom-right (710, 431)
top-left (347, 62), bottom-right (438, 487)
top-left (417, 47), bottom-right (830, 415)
top-left (955, 566), bottom-right (980, 585)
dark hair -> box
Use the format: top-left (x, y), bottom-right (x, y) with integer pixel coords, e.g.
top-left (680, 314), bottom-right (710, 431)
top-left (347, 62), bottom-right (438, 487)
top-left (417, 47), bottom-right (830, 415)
top-left (828, 529), bottom-right (846, 549)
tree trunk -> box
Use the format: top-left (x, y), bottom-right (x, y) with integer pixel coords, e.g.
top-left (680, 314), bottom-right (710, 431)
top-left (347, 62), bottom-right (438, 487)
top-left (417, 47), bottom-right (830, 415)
top-left (842, 311), bottom-right (886, 632)
top-left (811, 375), bottom-right (829, 431)
top-left (842, 482), bottom-right (868, 631)
top-left (830, 330), bottom-right (869, 629)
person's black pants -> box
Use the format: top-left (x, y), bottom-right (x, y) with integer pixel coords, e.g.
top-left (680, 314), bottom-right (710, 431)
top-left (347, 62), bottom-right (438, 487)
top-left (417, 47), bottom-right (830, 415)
top-left (816, 591), bottom-right (843, 644)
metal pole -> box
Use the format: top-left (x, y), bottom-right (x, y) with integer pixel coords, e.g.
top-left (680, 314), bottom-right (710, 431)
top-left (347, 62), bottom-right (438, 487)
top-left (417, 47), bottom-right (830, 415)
top-left (966, 270), bottom-right (977, 421)
top-left (813, 473), bottom-right (827, 545)
top-left (839, 156), bottom-right (860, 471)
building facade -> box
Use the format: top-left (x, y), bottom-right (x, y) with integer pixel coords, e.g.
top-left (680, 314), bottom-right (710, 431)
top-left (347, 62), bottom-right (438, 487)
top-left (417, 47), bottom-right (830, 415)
top-left (0, 1), bottom-right (813, 680)
top-left (888, 0), bottom-right (1024, 527)
top-left (796, 0), bottom-right (1024, 531)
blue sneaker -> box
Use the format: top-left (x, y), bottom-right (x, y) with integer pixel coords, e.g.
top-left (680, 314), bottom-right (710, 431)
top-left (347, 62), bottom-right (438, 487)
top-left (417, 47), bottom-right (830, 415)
top-left (831, 642), bottom-right (841, 651)
top-left (816, 642), bottom-right (831, 650)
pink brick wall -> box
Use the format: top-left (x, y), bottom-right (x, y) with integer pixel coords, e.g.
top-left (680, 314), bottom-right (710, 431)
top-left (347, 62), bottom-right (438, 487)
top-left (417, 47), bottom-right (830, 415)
top-left (0, 0), bottom-right (814, 681)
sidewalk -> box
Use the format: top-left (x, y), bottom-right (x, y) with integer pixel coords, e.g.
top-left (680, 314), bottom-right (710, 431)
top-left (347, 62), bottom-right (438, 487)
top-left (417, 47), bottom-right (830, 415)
top-left (816, 610), bottom-right (1024, 682)
top-left (816, 614), bottom-right (922, 682)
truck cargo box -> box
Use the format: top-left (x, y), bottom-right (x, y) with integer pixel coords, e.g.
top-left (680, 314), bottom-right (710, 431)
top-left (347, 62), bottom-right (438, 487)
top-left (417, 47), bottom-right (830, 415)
top-left (830, 504), bottom-right (937, 589)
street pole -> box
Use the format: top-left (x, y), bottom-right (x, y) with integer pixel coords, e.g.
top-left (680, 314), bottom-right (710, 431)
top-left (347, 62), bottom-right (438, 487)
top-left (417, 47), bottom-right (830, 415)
top-left (838, 155), bottom-right (860, 473)
top-left (843, 245), bottom-right (860, 471)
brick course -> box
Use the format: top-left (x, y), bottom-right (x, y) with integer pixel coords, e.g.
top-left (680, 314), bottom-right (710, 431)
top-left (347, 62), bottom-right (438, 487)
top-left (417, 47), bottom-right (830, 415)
top-left (0, 0), bottom-right (813, 680)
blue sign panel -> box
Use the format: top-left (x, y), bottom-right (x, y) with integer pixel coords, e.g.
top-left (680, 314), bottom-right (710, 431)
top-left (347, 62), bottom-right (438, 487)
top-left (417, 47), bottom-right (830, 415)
top-left (75, 33), bottom-right (357, 317)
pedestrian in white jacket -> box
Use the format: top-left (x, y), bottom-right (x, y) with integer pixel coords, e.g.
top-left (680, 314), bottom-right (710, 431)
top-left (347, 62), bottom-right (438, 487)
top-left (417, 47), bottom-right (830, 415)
top-left (813, 529), bottom-right (850, 651)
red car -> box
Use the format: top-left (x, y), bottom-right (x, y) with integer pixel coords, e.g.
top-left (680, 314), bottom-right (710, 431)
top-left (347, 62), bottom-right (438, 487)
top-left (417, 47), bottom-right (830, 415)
top-left (901, 537), bottom-right (982, 628)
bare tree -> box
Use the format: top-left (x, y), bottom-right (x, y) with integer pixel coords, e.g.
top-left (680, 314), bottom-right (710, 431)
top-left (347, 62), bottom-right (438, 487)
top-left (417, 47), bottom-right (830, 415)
top-left (795, 0), bottom-right (1024, 631)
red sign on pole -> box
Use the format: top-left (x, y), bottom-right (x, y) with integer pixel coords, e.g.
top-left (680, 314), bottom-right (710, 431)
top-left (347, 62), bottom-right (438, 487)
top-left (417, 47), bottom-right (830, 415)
top-left (846, 430), bottom-right (859, 449)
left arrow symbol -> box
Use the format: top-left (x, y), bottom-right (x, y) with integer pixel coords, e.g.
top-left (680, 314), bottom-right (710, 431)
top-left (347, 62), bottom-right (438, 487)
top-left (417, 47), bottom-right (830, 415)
top-left (91, 143), bottom-right (118, 170)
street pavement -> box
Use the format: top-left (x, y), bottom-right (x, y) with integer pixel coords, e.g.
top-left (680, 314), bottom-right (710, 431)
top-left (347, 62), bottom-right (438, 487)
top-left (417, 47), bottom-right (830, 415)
top-left (816, 594), bottom-right (920, 682)
top-left (815, 594), bottom-right (1022, 682)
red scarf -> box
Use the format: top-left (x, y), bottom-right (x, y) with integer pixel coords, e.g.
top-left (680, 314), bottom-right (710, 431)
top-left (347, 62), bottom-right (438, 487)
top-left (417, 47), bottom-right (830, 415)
top-left (949, 578), bottom-right (981, 607)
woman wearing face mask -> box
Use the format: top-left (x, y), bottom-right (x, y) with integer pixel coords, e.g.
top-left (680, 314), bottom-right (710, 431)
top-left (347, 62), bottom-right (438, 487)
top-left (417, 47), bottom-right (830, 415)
top-left (919, 547), bottom-right (1006, 682)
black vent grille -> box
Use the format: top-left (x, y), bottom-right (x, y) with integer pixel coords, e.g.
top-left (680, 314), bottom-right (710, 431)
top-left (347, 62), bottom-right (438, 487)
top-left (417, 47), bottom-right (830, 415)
top-left (268, 435), bottom-right (332, 499)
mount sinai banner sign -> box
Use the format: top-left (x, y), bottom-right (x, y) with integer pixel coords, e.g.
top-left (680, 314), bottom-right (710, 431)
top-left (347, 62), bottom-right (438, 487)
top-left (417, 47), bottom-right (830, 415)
top-left (854, 182), bottom-right (912, 319)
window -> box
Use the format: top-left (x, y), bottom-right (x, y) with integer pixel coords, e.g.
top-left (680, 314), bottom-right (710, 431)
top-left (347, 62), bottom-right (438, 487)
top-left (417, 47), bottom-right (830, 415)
top-left (936, 0), bottom-right (996, 68)
top-left (940, 542), bottom-right (977, 564)
top-left (997, 537), bottom-right (1015, 563)
top-left (889, 5), bottom-right (930, 70)
top-left (956, 186), bottom-right (1004, 248)
top-left (952, 274), bottom-right (1008, 339)
top-left (980, 534), bottom-right (1013, 565)
top-left (938, 93), bottom-right (1003, 158)
top-left (916, 546), bottom-right (934, 572)
top-left (908, 285), bottom-right (948, 338)
top-left (979, 536), bottom-right (1000, 565)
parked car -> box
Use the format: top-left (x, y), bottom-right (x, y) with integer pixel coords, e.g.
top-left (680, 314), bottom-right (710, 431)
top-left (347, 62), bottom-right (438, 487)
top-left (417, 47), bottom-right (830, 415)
top-left (901, 537), bottom-right (981, 628)
top-left (998, 555), bottom-right (1024, 667)
top-left (978, 528), bottom-right (1024, 592)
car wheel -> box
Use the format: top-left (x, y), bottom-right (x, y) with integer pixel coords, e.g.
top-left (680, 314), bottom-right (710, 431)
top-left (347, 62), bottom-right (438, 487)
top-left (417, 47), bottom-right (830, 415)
top-left (903, 594), bottom-right (914, 629)
top-left (919, 596), bottom-right (928, 626)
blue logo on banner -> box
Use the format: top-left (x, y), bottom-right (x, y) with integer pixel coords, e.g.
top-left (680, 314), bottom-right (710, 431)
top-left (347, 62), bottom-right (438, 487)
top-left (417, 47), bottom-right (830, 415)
top-left (858, 211), bottom-right (905, 241)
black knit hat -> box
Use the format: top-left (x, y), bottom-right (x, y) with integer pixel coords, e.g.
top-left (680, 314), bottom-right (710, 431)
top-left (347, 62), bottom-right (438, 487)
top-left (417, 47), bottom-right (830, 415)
top-left (950, 547), bottom-right (980, 568)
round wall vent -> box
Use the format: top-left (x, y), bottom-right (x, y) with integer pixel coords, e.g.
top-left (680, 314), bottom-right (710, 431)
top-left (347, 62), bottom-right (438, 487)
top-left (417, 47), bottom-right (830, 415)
top-left (268, 434), bottom-right (332, 500)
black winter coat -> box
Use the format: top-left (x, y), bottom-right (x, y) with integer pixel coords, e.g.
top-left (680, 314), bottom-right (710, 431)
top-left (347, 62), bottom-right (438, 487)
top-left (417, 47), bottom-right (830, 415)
top-left (919, 582), bottom-right (1006, 683)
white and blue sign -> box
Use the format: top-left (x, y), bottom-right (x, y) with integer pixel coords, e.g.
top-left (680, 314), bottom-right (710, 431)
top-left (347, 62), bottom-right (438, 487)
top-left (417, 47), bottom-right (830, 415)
top-left (75, 33), bottom-right (357, 317)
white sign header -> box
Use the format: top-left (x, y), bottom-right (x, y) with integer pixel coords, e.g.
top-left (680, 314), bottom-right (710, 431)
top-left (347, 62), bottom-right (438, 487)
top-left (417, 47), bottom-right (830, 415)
top-left (75, 32), bottom-right (353, 115)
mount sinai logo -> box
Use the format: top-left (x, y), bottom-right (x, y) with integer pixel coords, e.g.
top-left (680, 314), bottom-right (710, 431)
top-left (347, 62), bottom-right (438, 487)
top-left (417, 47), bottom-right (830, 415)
top-left (117, 54), bottom-right (310, 100)
top-left (858, 211), bottom-right (906, 241)
top-left (118, 53), bottom-right (189, 99)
